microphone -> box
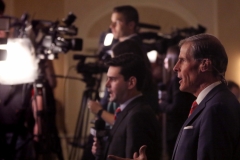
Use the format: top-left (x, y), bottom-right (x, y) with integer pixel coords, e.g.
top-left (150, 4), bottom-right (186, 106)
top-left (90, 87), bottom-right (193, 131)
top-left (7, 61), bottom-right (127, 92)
top-left (90, 118), bottom-right (106, 138)
top-left (90, 118), bottom-right (107, 160)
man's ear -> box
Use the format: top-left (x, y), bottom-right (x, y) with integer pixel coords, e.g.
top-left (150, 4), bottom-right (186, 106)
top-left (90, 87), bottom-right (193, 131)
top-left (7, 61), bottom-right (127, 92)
top-left (128, 76), bottom-right (137, 89)
top-left (128, 21), bottom-right (135, 30)
top-left (200, 59), bottom-right (212, 72)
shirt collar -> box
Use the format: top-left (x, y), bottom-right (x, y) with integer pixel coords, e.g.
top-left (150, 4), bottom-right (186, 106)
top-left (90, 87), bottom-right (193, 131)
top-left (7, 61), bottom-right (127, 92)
top-left (120, 34), bottom-right (137, 42)
top-left (119, 93), bottom-right (142, 111)
top-left (196, 81), bottom-right (221, 104)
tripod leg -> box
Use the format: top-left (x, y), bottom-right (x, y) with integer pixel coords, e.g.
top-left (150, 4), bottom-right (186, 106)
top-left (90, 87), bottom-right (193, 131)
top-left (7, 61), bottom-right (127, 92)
top-left (69, 89), bottom-right (93, 160)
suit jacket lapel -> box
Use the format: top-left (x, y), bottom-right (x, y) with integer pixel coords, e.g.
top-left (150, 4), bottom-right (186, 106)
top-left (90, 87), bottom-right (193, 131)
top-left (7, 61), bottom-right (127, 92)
top-left (110, 96), bottom-right (143, 136)
top-left (183, 83), bottom-right (226, 126)
top-left (104, 96), bottom-right (144, 158)
top-left (172, 83), bottom-right (227, 159)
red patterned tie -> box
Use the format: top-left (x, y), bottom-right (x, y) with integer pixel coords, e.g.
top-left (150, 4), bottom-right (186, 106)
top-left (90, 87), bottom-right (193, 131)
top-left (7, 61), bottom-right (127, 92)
top-left (114, 107), bottom-right (121, 120)
top-left (188, 101), bottom-right (198, 117)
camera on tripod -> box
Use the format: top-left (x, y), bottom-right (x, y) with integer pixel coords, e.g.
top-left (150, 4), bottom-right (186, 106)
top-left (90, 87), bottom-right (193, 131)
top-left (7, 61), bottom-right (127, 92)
top-left (73, 54), bottom-right (108, 88)
top-left (140, 24), bottom-right (207, 55)
top-left (32, 12), bottom-right (83, 60)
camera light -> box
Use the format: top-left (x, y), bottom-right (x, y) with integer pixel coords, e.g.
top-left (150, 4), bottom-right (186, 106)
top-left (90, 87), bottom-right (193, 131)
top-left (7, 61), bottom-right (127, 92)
top-left (0, 38), bottom-right (39, 85)
top-left (0, 45), bottom-right (6, 50)
top-left (48, 54), bottom-right (55, 60)
top-left (104, 33), bottom-right (113, 46)
top-left (147, 50), bottom-right (158, 63)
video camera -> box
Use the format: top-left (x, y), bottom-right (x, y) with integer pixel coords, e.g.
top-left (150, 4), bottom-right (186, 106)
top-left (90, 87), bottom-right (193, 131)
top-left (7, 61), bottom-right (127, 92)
top-left (140, 24), bottom-right (207, 54)
top-left (31, 12), bottom-right (83, 60)
top-left (0, 12), bottom-right (83, 85)
top-left (73, 54), bottom-right (108, 88)
top-left (0, 12), bottom-right (83, 60)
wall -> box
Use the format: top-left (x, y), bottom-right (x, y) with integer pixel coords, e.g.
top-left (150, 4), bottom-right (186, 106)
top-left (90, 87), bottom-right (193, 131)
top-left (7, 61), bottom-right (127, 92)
top-left (218, 0), bottom-right (240, 84)
top-left (3, 0), bottom-right (240, 159)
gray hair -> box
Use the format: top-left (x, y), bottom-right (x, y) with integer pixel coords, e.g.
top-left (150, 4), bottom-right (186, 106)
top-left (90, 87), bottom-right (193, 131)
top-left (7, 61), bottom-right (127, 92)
top-left (179, 33), bottom-right (228, 82)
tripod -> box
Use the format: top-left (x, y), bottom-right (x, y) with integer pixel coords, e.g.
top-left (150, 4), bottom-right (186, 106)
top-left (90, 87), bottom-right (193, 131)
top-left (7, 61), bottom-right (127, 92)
top-left (32, 60), bottom-right (64, 160)
top-left (69, 74), bottom-right (101, 160)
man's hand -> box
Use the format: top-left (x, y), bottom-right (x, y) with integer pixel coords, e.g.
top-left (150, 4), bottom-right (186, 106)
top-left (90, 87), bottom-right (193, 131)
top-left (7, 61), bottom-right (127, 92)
top-left (108, 145), bottom-right (147, 160)
top-left (88, 100), bottom-right (102, 115)
top-left (92, 136), bottom-right (101, 156)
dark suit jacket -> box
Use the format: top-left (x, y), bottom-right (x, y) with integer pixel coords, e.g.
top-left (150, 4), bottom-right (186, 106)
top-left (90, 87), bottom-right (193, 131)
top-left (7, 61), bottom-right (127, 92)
top-left (104, 96), bottom-right (161, 160)
top-left (172, 83), bottom-right (240, 160)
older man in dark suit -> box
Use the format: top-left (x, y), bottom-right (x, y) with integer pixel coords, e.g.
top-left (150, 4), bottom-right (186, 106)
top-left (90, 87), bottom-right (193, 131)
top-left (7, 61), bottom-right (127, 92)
top-left (108, 34), bottom-right (240, 160)
top-left (171, 33), bottom-right (240, 160)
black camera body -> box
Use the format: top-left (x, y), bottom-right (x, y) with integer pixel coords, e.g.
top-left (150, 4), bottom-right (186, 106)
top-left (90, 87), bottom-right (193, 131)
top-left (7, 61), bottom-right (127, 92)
top-left (32, 12), bottom-right (83, 59)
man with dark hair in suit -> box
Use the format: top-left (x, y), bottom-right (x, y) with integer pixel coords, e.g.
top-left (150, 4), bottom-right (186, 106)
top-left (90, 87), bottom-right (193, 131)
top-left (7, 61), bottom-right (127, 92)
top-left (98, 5), bottom-right (141, 61)
top-left (92, 53), bottom-right (161, 160)
top-left (88, 39), bottom-right (159, 125)
top-left (110, 5), bottom-right (140, 43)
top-left (108, 34), bottom-right (240, 160)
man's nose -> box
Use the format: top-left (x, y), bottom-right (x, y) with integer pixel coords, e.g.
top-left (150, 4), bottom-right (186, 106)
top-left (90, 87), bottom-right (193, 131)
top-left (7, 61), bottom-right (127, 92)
top-left (110, 21), bottom-right (117, 29)
top-left (109, 23), bottom-right (114, 29)
top-left (173, 64), bottom-right (178, 72)
top-left (105, 80), bottom-right (110, 88)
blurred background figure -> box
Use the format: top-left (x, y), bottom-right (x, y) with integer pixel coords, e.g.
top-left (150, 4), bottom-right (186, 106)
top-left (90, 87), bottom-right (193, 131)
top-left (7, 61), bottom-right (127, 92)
top-left (98, 5), bottom-right (141, 61)
top-left (158, 45), bottom-right (195, 159)
top-left (227, 80), bottom-right (240, 100)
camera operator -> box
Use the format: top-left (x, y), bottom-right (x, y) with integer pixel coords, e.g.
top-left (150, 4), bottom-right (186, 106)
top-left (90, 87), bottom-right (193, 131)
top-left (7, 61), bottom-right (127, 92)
top-left (110, 5), bottom-right (141, 43)
top-left (99, 5), bottom-right (144, 110)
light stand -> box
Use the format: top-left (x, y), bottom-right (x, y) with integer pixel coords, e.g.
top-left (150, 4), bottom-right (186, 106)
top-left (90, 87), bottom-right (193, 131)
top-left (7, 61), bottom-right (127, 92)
top-left (32, 59), bottom-right (64, 160)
